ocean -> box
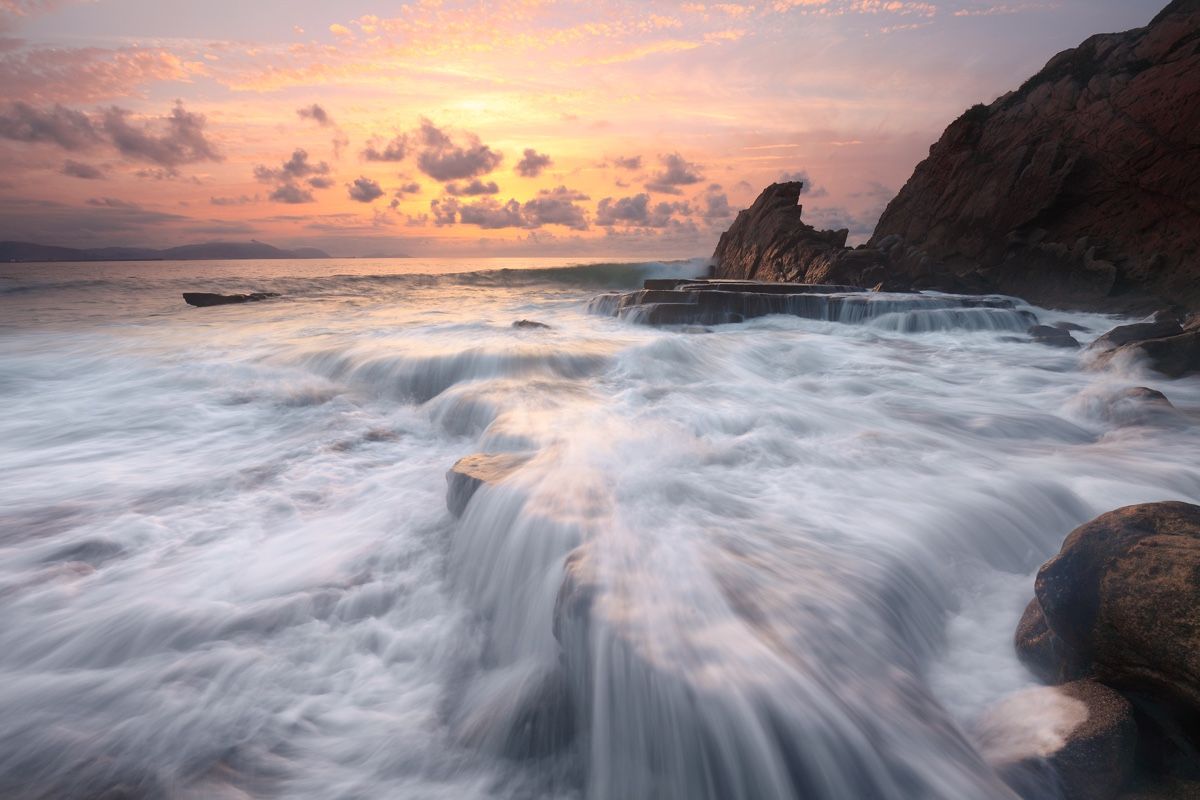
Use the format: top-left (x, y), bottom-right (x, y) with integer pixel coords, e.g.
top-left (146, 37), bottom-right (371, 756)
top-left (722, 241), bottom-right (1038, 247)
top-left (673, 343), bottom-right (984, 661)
top-left (2, 256), bottom-right (1198, 799)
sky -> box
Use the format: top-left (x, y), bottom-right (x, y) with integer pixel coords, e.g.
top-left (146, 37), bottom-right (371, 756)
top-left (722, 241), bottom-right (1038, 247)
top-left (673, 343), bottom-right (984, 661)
top-left (0, 0), bottom-right (1165, 257)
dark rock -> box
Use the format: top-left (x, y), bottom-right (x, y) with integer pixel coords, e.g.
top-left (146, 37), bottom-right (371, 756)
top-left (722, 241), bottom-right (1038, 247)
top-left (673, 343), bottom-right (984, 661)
top-left (183, 292), bottom-right (280, 307)
top-left (1031, 502), bottom-right (1200, 712)
top-left (1117, 331), bottom-right (1200, 378)
top-left (1088, 312), bottom-right (1183, 353)
top-left (512, 319), bottom-right (551, 329)
top-left (1029, 324), bottom-right (1081, 348)
top-left (1053, 321), bottom-right (1092, 333)
top-left (977, 680), bottom-right (1137, 800)
top-left (711, 182), bottom-right (891, 286)
top-left (445, 453), bottom-right (532, 517)
top-left (1015, 597), bottom-right (1090, 684)
top-left (868, 1), bottom-right (1200, 312)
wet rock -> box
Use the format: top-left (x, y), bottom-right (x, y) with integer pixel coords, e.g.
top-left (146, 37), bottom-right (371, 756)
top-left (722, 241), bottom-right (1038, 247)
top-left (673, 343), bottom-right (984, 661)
top-left (1088, 312), bottom-right (1182, 353)
top-left (976, 681), bottom-right (1137, 800)
top-left (1117, 387), bottom-right (1172, 406)
top-left (512, 319), bottom-right (551, 329)
top-left (1116, 331), bottom-right (1200, 378)
top-left (1029, 325), bottom-right (1081, 348)
top-left (1015, 597), bottom-right (1089, 684)
top-left (1027, 502), bottom-right (1200, 711)
top-left (182, 292), bottom-right (280, 307)
top-left (1053, 321), bottom-right (1091, 333)
top-left (868, 1), bottom-right (1200, 312)
top-left (445, 453), bottom-right (532, 517)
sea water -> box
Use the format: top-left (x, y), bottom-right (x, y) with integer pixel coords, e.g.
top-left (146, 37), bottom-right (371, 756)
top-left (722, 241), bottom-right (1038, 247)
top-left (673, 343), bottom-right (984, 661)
top-left (1, 257), bottom-right (1197, 799)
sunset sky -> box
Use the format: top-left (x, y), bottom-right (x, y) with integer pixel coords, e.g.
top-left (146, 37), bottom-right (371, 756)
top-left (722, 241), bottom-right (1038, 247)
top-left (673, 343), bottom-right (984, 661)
top-left (0, 0), bottom-right (1162, 257)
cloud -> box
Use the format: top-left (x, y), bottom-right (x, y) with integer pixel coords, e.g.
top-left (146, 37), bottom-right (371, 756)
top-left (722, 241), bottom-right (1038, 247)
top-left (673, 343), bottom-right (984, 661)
top-left (269, 183), bottom-right (315, 204)
top-left (0, 44), bottom-right (195, 103)
top-left (445, 178), bottom-right (498, 196)
top-left (297, 103), bottom-right (332, 126)
top-left (0, 101), bottom-right (100, 149)
top-left (432, 186), bottom-right (590, 230)
top-left (100, 102), bottom-right (220, 167)
top-left (210, 194), bottom-right (257, 206)
top-left (61, 158), bottom-right (103, 179)
top-left (644, 152), bottom-right (704, 194)
top-left (610, 155), bottom-right (642, 170)
top-left (394, 180), bottom-right (421, 196)
top-left (361, 133), bottom-right (407, 162)
top-left (515, 147), bottom-right (552, 177)
top-left (596, 193), bottom-right (692, 227)
top-left (254, 148), bottom-right (331, 188)
top-left (415, 118), bottom-right (502, 181)
top-left (699, 186), bottom-right (733, 220)
top-left (347, 176), bottom-right (384, 202)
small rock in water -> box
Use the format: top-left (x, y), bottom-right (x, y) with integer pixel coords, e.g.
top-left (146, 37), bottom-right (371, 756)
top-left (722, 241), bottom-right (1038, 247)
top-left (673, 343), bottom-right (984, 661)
top-left (1028, 325), bottom-right (1080, 348)
top-left (183, 292), bottom-right (280, 307)
top-left (1052, 321), bottom-right (1091, 333)
top-left (512, 319), bottom-right (551, 329)
top-left (446, 452), bottom-right (532, 517)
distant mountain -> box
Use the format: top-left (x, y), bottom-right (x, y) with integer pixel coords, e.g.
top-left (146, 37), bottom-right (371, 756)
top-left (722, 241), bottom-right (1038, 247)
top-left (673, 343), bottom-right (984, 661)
top-left (0, 240), bottom-right (331, 262)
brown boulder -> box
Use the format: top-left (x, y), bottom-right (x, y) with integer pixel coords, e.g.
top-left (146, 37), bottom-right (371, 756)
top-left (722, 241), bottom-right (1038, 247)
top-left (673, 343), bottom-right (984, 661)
top-left (1088, 312), bottom-right (1183, 353)
top-left (1031, 502), bottom-right (1200, 710)
top-left (976, 680), bottom-right (1137, 800)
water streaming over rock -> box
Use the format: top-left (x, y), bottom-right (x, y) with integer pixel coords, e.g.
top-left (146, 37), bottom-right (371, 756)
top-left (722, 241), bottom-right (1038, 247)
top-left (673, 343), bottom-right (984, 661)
top-left (1, 256), bottom-right (1198, 799)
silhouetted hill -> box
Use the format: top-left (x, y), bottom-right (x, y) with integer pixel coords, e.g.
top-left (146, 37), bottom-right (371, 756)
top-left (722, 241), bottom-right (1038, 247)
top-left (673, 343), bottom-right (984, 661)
top-left (0, 240), bottom-right (331, 263)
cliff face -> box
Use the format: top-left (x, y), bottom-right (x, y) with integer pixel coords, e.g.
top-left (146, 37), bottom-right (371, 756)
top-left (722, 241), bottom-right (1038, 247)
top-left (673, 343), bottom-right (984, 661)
top-left (870, 0), bottom-right (1200, 311)
top-left (714, 1), bottom-right (1200, 311)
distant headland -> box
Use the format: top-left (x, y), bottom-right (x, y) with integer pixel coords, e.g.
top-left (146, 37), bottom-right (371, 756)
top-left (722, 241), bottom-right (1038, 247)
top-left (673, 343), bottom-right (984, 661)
top-left (0, 240), bottom-right (332, 263)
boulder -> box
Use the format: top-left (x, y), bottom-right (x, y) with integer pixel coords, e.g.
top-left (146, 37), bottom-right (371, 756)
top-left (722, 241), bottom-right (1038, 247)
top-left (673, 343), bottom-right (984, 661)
top-left (1087, 312), bottom-right (1183, 353)
top-left (1027, 502), bottom-right (1200, 711)
top-left (445, 453), bottom-right (532, 517)
top-left (512, 319), bottom-right (551, 329)
top-left (182, 292), bottom-right (280, 307)
top-left (1015, 597), bottom-right (1089, 684)
top-left (975, 680), bottom-right (1137, 800)
top-left (867, 1), bottom-right (1200, 312)
top-left (1029, 325), bottom-right (1081, 348)
top-left (1117, 331), bottom-right (1200, 378)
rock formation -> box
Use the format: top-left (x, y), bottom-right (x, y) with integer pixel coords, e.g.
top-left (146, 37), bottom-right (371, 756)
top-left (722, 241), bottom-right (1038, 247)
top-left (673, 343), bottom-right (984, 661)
top-left (713, 1), bottom-right (1200, 313)
top-left (711, 182), bottom-right (891, 286)
top-left (1087, 310), bottom-right (1200, 376)
top-left (182, 292), bottom-right (280, 307)
top-left (869, 0), bottom-right (1200, 312)
top-left (445, 452), bottom-right (532, 517)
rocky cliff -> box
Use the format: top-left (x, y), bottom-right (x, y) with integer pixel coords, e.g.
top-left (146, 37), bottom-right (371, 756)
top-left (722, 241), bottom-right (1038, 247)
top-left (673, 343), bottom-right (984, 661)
top-left (714, 0), bottom-right (1200, 312)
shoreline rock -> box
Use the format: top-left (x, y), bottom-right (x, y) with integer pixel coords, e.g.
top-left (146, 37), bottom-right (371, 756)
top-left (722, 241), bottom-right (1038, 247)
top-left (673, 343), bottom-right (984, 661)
top-left (182, 292), bottom-right (280, 307)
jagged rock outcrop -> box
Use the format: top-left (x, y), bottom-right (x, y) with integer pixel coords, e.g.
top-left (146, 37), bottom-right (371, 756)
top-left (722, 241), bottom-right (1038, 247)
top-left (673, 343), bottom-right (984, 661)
top-left (711, 182), bottom-right (893, 287)
top-left (870, 0), bottom-right (1200, 312)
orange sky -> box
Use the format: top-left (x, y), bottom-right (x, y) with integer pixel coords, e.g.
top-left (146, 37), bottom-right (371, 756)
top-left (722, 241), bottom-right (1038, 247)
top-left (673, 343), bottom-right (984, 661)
top-left (0, 0), bottom-right (1162, 256)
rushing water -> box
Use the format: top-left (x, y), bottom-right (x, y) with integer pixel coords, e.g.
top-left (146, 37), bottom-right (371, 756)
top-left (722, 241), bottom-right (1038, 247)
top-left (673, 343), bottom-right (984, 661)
top-left (1, 257), bottom-right (1198, 800)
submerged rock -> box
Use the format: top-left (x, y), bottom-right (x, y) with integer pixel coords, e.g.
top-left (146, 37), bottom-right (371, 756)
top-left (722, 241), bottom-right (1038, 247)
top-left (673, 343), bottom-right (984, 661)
top-left (445, 452), bottom-right (532, 517)
top-left (1022, 502), bottom-right (1200, 712)
top-left (976, 681), bottom-right (1137, 800)
top-left (512, 319), bottom-right (551, 329)
top-left (182, 292), bottom-right (280, 307)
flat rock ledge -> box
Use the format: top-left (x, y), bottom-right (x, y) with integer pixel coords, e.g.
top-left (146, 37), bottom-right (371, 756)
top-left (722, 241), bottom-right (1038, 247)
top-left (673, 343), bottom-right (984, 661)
top-left (590, 277), bottom-right (1032, 331)
top-left (183, 292), bottom-right (280, 307)
top-left (445, 452), bottom-right (532, 517)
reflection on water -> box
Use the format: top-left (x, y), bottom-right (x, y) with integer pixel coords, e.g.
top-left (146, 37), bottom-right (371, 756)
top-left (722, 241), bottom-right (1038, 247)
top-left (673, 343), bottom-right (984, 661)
top-left (1, 257), bottom-right (1197, 799)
